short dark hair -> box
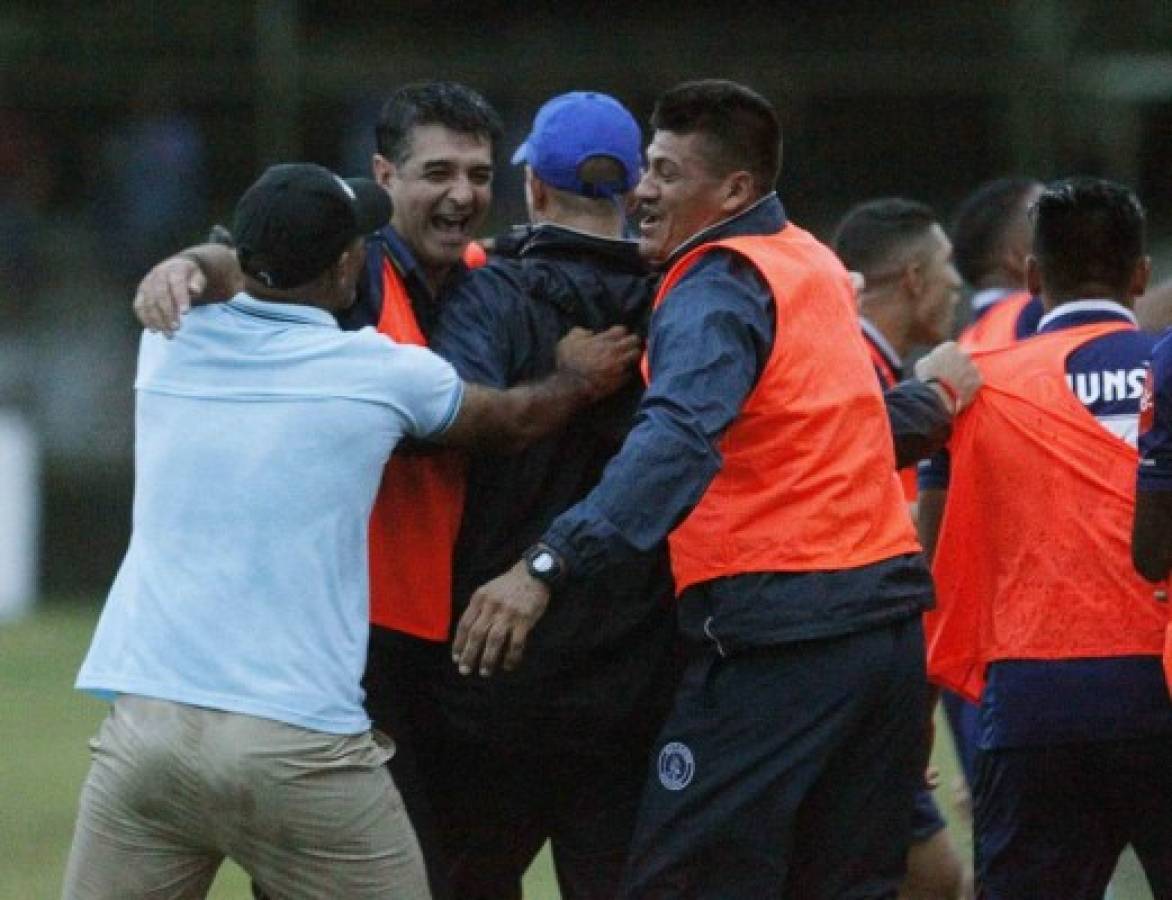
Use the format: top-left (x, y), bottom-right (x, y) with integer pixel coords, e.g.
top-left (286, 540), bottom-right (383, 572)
top-left (1032, 177), bottom-right (1145, 298)
top-left (950, 177), bottom-right (1041, 285)
top-left (832, 197), bottom-right (939, 276)
top-left (375, 81), bottom-right (503, 165)
top-left (650, 79), bottom-right (781, 195)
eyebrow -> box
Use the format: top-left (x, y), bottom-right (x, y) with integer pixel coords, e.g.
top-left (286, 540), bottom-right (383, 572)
top-left (418, 159), bottom-right (493, 172)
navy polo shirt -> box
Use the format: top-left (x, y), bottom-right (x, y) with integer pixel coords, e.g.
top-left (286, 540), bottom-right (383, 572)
top-left (337, 225), bottom-right (458, 337)
top-left (1139, 329), bottom-right (1172, 492)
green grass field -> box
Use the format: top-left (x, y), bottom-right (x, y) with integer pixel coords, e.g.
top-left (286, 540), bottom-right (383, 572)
top-left (0, 600), bottom-right (1153, 899)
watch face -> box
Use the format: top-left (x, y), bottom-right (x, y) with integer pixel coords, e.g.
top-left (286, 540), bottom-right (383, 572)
top-left (531, 551), bottom-right (555, 574)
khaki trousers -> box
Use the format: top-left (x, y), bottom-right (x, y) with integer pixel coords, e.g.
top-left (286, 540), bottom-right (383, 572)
top-left (62, 694), bottom-right (430, 899)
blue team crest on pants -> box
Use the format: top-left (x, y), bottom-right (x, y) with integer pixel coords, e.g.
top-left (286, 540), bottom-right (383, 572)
top-left (658, 741), bottom-right (695, 791)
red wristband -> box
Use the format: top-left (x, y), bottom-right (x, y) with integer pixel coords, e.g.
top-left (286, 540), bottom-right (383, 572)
top-left (924, 377), bottom-right (959, 414)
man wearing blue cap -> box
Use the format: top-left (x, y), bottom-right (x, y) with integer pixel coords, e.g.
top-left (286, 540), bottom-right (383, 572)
top-left (128, 89), bottom-right (669, 897)
top-left (422, 90), bottom-right (679, 900)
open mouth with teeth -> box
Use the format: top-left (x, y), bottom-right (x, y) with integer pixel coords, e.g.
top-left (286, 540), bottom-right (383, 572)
top-left (431, 213), bottom-right (471, 240)
top-left (639, 211), bottom-right (662, 234)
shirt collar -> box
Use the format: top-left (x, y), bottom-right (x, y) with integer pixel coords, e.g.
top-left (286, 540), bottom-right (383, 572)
top-left (661, 192), bottom-right (788, 269)
top-left (371, 225), bottom-right (426, 287)
top-left (971, 287), bottom-right (1018, 312)
top-left (860, 317), bottom-right (902, 374)
top-left (229, 293), bottom-right (339, 327)
top-left (369, 224), bottom-right (467, 304)
top-left (520, 223), bottom-right (645, 271)
top-left (1036, 298), bottom-right (1137, 334)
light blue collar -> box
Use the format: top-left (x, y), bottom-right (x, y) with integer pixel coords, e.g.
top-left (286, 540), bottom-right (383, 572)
top-left (228, 293), bottom-right (339, 328)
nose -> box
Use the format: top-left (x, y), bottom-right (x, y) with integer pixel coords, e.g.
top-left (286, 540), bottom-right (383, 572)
top-left (449, 173), bottom-right (475, 207)
top-left (948, 265), bottom-right (963, 295)
top-left (635, 169), bottom-right (656, 202)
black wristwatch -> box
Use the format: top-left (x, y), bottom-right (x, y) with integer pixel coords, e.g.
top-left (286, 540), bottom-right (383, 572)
top-left (523, 543), bottom-right (566, 587)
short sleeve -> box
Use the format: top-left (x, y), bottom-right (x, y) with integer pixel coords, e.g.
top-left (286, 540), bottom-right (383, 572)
top-left (378, 343), bottom-right (465, 440)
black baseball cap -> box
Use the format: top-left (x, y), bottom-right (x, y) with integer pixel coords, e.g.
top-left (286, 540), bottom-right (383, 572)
top-left (233, 163), bottom-right (392, 290)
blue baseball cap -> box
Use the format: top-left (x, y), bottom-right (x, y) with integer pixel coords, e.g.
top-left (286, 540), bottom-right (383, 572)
top-left (511, 91), bottom-right (642, 199)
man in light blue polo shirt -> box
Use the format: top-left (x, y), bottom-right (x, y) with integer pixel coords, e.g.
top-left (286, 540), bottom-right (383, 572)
top-left (62, 163), bottom-right (639, 900)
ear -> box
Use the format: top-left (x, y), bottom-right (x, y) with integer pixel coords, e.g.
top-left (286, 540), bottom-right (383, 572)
top-left (902, 258), bottom-right (924, 299)
top-left (372, 153), bottom-right (395, 190)
top-left (1025, 254), bottom-right (1043, 296)
top-left (1130, 256), bottom-right (1153, 299)
top-left (526, 168), bottom-right (549, 214)
top-left (335, 242), bottom-right (364, 284)
top-left (1004, 239), bottom-right (1029, 286)
top-left (718, 171), bottom-right (755, 215)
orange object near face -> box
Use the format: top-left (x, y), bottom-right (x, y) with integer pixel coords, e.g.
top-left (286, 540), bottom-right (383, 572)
top-left (926, 322), bottom-right (1170, 703)
top-left (645, 228), bottom-right (921, 596)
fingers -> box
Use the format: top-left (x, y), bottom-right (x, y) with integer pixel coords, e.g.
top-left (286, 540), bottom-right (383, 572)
top-left (501, 621), bottom-right (530, 672)
top-left (452, 595), bottom-right (514, 678)
top-left (133, 259), bottom-right (201, 337)
top-left (556, 325), bottom-right (643, 400)
top-left (617, 337), bottom-right (641, 365)
top-left (452, 568), bottom-right (548, 677)
top-left (476, 620), bottom-right (512, 677)
top-left (914, 341), bottom-right (982, 411)
top-left (593, 330), bottom-right (641, 371)
top-left (452, 591), bottom-right (485, 675)
top-left (614, 333), bottom-right (641, 355)
top-left (133, 273), bottom-right (176, 336)
top-left (452, 587), bottom-right (510, 677)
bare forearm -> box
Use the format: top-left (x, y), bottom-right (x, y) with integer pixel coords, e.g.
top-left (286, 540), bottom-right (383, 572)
top-left (435, 375), bottom-right (595, 452)
top-left (177, 243), bottom-right (244, 303)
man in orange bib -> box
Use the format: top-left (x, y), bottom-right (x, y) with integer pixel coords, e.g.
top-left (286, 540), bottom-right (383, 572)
top-left (918, 176), bottom-right (1044, 807)
top-left (454, 80), bottom-right (977, 899)
top-left (926, 177), bottom-right (1172, 899)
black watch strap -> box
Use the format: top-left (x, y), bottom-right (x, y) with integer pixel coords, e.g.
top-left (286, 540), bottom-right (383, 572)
top-left (523, 543), bottom-right (566, 587)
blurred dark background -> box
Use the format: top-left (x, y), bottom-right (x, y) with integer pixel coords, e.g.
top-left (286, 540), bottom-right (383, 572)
top-left (2, 0), bottom-right (1171, 597)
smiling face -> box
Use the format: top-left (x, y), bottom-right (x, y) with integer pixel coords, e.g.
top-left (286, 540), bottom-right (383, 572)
top-left (634, 130), bottom-right (739, 266)
top-left (373, 123), bottom-right (493, 289)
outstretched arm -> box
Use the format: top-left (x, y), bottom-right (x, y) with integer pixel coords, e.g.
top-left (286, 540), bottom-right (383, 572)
top-left (428, 269), bottom-right (644, 454)
top-left (133, 243), bottom-right (243, 337)
top-left (453, 253), bottom-right (773, 677)
top-left (433, 326), bottom-right (641, 453)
